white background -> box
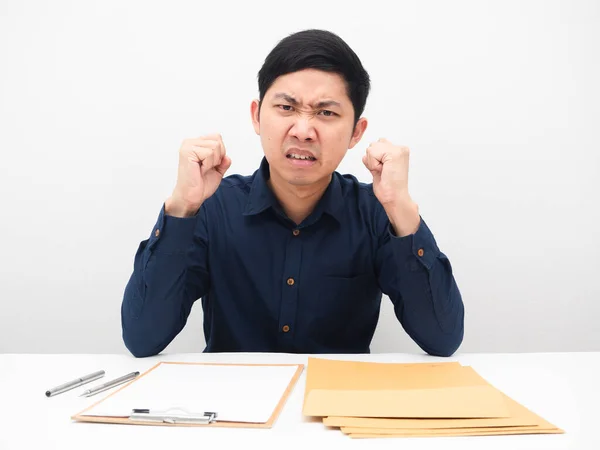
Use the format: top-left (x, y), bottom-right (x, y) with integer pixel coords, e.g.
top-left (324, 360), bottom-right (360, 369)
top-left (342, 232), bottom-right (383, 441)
top-left (1, 0), bottom-right (598, 354)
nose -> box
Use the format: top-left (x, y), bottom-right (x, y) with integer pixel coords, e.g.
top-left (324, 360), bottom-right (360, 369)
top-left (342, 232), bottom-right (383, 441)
top-left (289, 116), bottom-right (316, 142)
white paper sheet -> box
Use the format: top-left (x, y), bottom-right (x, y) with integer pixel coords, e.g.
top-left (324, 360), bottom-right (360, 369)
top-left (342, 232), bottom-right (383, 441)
top-left (82, 363), bottom-right (301, 423)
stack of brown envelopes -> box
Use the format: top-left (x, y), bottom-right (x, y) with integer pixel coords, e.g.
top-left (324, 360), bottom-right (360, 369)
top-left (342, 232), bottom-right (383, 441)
top-left (302, 358), bottom-right (564, 439)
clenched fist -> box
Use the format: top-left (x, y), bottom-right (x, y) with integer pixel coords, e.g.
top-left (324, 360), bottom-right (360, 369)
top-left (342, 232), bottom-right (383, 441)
top-left (363, 138), bottom-right (420, 237)
top-left (165, 134), bottom-right (232, 218)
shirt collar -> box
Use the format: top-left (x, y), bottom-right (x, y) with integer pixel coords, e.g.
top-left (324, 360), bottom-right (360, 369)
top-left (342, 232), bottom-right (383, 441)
top-left (243, 157), bottom-right (344, 225)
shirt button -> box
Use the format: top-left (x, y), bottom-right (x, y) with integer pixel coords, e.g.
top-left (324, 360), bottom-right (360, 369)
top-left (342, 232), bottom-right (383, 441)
top-left (287, 278), bottom-right (295, 286)
top-left (282, 325), bottom-right (290, 333)
top-left (155, 229), bottom-right (160, 237)
top-left (292, 229), bottom-right (300, 236)
top-left (417, 248), bottom-right (424, 257)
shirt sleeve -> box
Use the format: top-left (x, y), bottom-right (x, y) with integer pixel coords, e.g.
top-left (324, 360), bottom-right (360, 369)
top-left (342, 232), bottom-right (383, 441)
top-left (121, 204), bottom-right (210, 357)
top-left (375, 212), bottom-right (465, 357)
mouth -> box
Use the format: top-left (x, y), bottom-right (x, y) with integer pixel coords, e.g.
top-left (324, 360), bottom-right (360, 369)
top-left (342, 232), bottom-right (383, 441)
top-left (286, 153), bottom-right (317, 161)
top-left (285, 148), bottom-right (317, 163)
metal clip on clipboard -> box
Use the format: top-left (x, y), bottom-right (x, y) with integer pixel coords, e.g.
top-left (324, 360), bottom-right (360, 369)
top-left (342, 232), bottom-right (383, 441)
top-left (130, 408), bottom-right (218, 424)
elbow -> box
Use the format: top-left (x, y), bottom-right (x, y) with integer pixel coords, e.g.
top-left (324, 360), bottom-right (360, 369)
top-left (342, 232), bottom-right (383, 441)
top-left (120, 304), bottom-right (182, 359)
top-left (121, 310), bottom-right (164, 358)
top-left (129, 349), bottom-right (159, 358)
top-left (122, 332), bottom-right (163, 358)
top-left (422, 335), bottom-right (462, 357)
top-left (429, 292), bottom-right (465, 357)
top-left (427, 316), bottom-right (464, 357)
top-left (121, 289), bottom-right (163, 358)
top-left (416, 312), bottom-right (465, 358)
top-left (426, 340), bottom-right (461, 357)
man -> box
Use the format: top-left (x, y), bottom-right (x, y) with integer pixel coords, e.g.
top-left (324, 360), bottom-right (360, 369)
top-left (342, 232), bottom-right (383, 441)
top-left (121, 29), bottom-right (464, 358)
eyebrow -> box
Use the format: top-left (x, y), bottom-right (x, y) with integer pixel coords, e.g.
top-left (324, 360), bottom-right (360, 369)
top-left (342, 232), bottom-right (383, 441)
top-left (273, 92), bottom-right (342, 109)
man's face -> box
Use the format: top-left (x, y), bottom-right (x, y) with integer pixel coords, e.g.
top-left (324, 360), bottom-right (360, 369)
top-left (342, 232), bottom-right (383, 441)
top-left (251, 69), bottom-right (367, 187)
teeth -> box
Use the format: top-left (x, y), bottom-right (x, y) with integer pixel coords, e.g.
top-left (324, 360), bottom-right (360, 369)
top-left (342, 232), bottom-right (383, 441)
top-left (288, 153), bottom-right (314, 160)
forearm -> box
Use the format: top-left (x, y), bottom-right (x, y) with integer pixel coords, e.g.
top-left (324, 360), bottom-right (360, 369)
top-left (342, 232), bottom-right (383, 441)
top-left (394, 250), bottom-right (464, 357)
top-left (121, 205), bottom-right (208, 357)
top-left (121, 251), bottom-right (196, 357)
top-left (380, 217), bottom-right (465, 356)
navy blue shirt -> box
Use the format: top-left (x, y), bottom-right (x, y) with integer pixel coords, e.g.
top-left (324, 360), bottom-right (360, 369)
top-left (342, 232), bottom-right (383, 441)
top-left (121, 157), bottom-right (464, 357)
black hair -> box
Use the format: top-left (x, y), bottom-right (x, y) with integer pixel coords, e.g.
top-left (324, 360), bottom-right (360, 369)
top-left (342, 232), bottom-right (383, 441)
top-left (257, 29), bottom-right (370, 126)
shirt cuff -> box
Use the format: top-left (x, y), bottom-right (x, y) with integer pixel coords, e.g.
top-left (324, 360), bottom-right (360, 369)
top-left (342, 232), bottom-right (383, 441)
top-left (388, 216), bottom-right (440, 270)
top-left (147, 204), bottom-right (199, 254)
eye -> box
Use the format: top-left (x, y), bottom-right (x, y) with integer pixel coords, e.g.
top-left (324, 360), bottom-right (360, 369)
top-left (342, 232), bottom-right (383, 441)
top-left (278, 105), bottom-right (294, 111)
top-left (318, 110), bottom-right (337, 117)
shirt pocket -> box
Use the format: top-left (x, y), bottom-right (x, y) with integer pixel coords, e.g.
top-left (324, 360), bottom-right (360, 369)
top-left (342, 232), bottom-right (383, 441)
top-left (306, 272), bottom-right (381, 349)
top-left (315, 272), bottom-right (378, 320)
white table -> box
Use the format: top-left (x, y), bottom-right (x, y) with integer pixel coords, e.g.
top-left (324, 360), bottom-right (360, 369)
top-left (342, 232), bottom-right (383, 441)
top-left (1, 352), bottom-right (598, 450)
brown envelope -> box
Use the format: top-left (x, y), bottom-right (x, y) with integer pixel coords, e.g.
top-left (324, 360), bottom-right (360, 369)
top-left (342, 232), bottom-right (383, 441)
top-left (319, 365), bottom-right (564, 438)
top-left (342, 425), bottom-right (562, 435)
top-left (325, 415), bottom-right (537, 429)
top-left (306, 386), bottom-right (509, 418)
top-left (302, 358), bottom-right (463, 396)
top-left (348, 428), bottom-right (565, 438)
top-left (303, 358), bottom-right (510, 418)
top-left (334, 392), bottom-right (563, 436)
top-left (322, 377), bottom-right (549, 429)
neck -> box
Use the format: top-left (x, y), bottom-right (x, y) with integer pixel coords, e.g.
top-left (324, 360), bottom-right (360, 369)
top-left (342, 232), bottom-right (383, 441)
top-left (267, 170), bottom-right (331, 225)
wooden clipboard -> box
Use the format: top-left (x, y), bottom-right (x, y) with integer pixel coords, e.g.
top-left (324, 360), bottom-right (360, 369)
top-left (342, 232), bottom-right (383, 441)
top-left (71, 361), bottom-right (304, 428)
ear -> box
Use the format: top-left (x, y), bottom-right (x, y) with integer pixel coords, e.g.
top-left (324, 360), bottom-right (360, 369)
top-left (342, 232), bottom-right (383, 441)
top-left (348, 117), bottom-right (368, 149)
top-left (250, 99), bottom-right (261, 135)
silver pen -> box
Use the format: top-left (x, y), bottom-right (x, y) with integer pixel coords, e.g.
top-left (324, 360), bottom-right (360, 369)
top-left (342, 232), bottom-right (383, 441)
top-left (45, 370), bottom-right (105, 397)
top-left (79, 371), bottom-right (140, 397)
